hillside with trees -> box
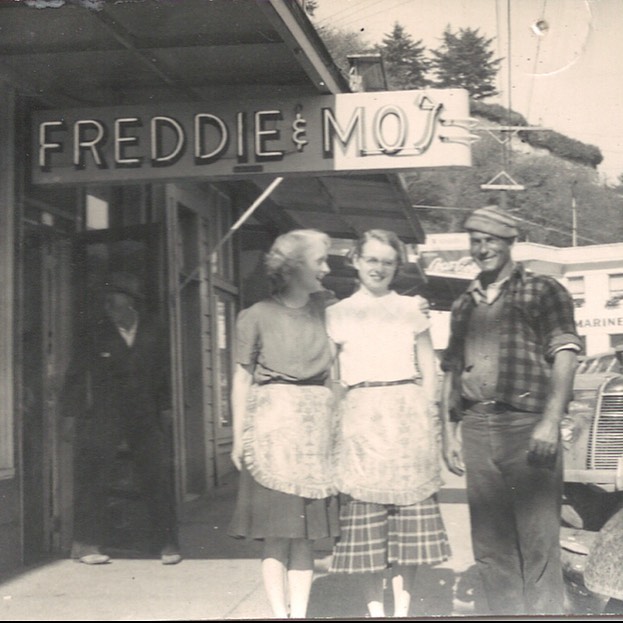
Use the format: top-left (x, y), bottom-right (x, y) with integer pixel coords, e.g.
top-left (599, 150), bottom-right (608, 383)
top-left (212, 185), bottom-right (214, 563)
top-left (314, 19), bottom-right (621, 247)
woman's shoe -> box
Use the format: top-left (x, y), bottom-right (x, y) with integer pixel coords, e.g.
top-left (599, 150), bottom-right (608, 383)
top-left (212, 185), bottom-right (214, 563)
top-left (161, 544), bottom-right (182, 565)
top-left (78, 553), bottom-right (110, 565)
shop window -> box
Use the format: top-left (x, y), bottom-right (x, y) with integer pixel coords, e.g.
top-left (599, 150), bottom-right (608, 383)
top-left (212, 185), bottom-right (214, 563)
top-left (215, 294), bottom-right (236, 427)
top-left (85, 194), bottom-right (109, 230)
top-left (611, 334), bottom-right (623, 350)
top-left (606, 274), bottom-right (623, 308)
top-left (209, 190), bottom-right (235, 281)
top-left (567, 276), bottom-right (585, 308)
top-left (207, 187), bottom-right (237, 430)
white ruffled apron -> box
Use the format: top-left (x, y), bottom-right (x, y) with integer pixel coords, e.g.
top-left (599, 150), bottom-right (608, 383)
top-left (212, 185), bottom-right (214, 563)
top-left (242, 383), bottom-right (337, 499)
top-left (334, 383), bottom-right (443, 505)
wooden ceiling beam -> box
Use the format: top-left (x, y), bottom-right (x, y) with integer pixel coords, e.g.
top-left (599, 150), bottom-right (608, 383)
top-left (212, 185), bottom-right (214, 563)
top-left (92, 6), bottom-right (202, 102)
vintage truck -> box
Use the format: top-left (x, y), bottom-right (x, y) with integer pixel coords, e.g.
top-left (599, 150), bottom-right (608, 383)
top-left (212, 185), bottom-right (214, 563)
top-left (561, 347), bottom-right (623, 531)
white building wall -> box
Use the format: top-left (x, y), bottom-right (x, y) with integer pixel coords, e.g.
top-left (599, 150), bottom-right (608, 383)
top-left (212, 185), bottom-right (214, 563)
top-left (562, 269), bottom-right (623, 355)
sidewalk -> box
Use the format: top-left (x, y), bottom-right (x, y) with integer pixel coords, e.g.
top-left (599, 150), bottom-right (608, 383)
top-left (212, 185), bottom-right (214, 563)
top-left (0, 471), bottom-right (480, 621)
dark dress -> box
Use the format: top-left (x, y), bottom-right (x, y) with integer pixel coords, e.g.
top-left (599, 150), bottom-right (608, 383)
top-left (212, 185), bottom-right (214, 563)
top-left (228, 295), bottom-right (339, 540)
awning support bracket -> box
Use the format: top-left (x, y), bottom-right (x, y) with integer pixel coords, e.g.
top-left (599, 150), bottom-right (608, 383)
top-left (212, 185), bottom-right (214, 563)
top-left (177, 177), bottom-right (284, 294)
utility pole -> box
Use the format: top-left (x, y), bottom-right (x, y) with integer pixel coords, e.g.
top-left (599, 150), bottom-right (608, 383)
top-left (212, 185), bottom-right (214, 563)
top-left (571, 188), bottom-right (578, 247)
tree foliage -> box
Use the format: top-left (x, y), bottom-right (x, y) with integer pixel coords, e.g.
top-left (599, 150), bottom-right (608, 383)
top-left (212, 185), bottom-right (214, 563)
top-left (405, 123), bottom-right (621, 247)
top-left (315, 25), bottom-right (372, 79)
top-left (376, 22), bottom-right (429, 90)
top-left (302, 0), bottom-right (318, 17)
top-left (429, 26), bottom-right (501, 99)
top-left (470, 100), bottom-right (603, 168)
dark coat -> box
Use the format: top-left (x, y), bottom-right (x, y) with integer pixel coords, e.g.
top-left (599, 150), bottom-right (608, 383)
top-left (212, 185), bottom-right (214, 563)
top-left (61, 314), bottom-right (170, 429)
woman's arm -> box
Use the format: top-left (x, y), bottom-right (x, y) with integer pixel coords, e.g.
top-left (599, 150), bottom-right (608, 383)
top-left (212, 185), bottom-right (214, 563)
top-left (415, 328), bottom-right (437, 407)
top-left (230, 363), bottom-right (254, 471)
top-left (440, 371), bottom-right (465, 476)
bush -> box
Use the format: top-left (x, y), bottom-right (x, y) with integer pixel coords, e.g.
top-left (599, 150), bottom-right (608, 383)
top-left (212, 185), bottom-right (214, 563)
top-left (469, 100), bottom-right (603, 168)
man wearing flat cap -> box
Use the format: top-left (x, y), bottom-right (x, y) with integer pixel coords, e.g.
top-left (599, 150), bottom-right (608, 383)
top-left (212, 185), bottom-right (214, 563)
top-left (61, 272), bottom-right (181, 565)
top-left (440, 206), bottom-right (581, 615)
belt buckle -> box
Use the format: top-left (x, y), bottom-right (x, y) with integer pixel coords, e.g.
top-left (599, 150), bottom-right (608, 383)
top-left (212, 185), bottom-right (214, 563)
top-left (486, 400), bottom-right (507, 414)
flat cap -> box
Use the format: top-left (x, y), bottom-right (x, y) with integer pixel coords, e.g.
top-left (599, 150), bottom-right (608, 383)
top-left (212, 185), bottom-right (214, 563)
top-left (464, 205), bottom-right (519, 239)
top-left (104, 271), bottom-right (144, 301)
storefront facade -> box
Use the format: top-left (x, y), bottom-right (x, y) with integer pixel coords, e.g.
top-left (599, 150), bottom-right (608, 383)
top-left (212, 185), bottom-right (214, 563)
top-left (0, 0), bottom-right (473, 573)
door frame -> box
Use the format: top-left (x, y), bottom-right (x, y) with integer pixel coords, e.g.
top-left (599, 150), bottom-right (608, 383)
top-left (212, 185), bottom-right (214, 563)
top-left (166, 184), bottom-right (213, 507)
top-left (166, 183), bottom-right (237, 510)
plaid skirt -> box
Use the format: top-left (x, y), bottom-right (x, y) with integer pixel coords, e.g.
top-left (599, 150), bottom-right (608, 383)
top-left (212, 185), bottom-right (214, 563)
top-left (329, 495), bottom-right (451, 574)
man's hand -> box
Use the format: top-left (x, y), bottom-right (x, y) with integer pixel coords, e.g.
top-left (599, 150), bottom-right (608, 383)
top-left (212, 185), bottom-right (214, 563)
top-left (413, 295), bottom-right (431, 319)
top-left (442, 423), bottom-right (465, 476)
top-left (528, 416), bottom-right (560, 465)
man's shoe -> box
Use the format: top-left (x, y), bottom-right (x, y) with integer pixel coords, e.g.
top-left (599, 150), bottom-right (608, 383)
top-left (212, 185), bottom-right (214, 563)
top-left (71, 542), bottom-right (110, 565)
top-left (161, 545), bottom-right (182, 565)
top-left (78, 553), bottom-right (111, 565)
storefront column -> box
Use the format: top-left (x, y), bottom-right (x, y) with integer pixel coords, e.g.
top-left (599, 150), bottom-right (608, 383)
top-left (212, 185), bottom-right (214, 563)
top-left (0, 84), bottom-right (16, 479)
top-left (0, 82), bottom-right (20, 571)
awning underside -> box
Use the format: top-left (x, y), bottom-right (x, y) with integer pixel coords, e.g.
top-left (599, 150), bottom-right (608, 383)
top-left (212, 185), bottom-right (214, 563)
top-left (227, 175), bottom-right (423, 244)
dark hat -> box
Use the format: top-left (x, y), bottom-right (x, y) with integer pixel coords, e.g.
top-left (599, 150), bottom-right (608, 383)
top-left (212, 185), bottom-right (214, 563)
top-left (464, 205), bottom-right (520, 239)
top-left (103, 271), bottom-right (144, 301)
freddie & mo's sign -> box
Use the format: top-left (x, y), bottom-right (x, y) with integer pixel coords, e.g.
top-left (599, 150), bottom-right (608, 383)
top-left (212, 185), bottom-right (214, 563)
top-left (32, 89), bottom-right (471, 185)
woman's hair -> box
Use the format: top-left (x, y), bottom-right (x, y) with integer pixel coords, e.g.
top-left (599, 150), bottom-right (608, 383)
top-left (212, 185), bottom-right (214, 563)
top-left (265, 229), bottom-right (331, 294)
top-left (349, 229), bottom-right (408, 268)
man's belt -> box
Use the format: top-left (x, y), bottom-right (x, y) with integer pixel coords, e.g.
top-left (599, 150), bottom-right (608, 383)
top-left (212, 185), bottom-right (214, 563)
top-left (260, 378), bottom-right (327, 387)
top-left (461, 398), bottom-right (512, 414)
top-left (348, 378), bottom-right (420, 390)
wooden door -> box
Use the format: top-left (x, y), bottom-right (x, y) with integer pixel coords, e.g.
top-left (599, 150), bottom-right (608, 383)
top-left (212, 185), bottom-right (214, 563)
top-left (166, 185), bottom-right (213, 504)
top-left (22, 224), bottom-right (73, 560)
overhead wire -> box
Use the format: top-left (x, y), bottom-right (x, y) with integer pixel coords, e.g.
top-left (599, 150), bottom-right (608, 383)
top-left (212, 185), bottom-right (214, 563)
top-left (315, 0), bottom-right (382, 26)
top-left (525, 0), bottom-right (548, 123)
top-left (411, 204), bottom-right (602, 244)
top-left (500, 0), bottom-right (513, 191)
top-left (334, 0), bottom-right (416, 31)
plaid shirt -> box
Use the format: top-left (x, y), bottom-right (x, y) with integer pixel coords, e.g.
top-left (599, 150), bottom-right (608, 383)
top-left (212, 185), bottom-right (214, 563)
top-left (442, 264), bottom-right (582, 414)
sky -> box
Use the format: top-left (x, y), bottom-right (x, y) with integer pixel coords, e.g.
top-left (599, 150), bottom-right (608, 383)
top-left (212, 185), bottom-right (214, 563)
top-left (312, 0), bottom-right (623, 184)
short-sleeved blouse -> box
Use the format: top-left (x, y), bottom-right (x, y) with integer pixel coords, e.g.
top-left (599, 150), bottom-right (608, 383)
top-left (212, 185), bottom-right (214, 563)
top-left (326, 289), bottom-right (430, 386)
top-left (235, 295), bottom-right (333, 384)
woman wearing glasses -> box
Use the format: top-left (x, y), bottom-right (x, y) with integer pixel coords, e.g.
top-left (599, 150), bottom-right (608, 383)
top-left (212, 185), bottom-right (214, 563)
top-left (227, 229), bottom-right (339, 619)
top-left (326, 229), bottom-right (450, 618)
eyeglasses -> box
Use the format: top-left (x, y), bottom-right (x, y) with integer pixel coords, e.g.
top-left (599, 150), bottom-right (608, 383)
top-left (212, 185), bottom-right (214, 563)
top-left (360, 256), bottom-right (398, 269)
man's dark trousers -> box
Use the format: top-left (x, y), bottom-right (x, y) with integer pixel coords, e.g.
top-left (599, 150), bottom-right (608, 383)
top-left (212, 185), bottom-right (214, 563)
top-left (462, 404), bottom-right (564, 615)
top-left (73, 414), bottom-right (177, 553)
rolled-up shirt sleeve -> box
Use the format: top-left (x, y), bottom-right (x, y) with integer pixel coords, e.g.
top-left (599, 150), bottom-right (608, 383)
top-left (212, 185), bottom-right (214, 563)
top-left (540, 278), bottom-right (583, 362)
top-left (235, 308), bottom-right (259, 367)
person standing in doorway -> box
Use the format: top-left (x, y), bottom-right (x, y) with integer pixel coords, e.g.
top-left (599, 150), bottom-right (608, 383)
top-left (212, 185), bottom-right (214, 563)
top-left (228, 229), bottom-right (339, 619)
top-left (326, 229), bottom-right (450, 618)
top-left (61, 271), bottom-right (181, 566)
top-left (441, 206), bottom-right (581, 615)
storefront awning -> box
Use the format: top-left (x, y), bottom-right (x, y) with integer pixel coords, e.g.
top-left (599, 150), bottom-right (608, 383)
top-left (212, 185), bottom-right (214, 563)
top-left (4, 0), bottom-right (426, 243)
top-left (225, 174), bottom-right (424, 244)
top-left (0, 0), bottom-right (346, 106)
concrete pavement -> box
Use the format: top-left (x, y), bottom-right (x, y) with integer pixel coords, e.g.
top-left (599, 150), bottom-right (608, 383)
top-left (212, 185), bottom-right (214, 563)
top-left (0, 469), bottom-right (483, 621)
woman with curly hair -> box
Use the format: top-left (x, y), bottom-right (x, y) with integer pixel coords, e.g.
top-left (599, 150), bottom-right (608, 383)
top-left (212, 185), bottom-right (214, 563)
top-left (228, 229), bottom-right (339, 619)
